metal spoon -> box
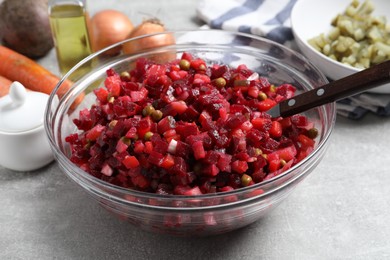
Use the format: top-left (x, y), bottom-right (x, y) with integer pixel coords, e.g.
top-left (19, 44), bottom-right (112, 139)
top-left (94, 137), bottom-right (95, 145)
top-left (268, 60), bottom-right (390, 118)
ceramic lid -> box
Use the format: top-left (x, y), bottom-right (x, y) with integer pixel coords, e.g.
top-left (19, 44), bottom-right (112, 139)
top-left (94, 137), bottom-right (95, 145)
top-left (0, 82), bottom-right (49, 132)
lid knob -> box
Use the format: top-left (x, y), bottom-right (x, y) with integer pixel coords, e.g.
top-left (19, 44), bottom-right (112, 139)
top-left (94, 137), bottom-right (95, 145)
top-left (9, 81), bottom-right (27, 106)
top-left (0, 82), bottom-right (49, 132)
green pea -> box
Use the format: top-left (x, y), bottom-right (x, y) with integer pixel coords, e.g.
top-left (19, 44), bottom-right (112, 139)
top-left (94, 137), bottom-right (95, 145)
top-left (179, 59), bottom-right (190, 70)
top-left (307, 128), bottom-right (319, 139)
top-left (241, 174), bottom-right (252, 186)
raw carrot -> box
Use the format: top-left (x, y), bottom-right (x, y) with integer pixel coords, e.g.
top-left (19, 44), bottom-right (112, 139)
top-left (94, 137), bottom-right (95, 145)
top-left (0, 75), bottom-right (12, 97)
top-left (0, 45), bottom-right (83, 106)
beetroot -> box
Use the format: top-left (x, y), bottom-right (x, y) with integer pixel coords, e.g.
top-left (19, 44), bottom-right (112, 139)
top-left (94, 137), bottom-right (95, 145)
top-left (66, 53), bottom-right (318, 195)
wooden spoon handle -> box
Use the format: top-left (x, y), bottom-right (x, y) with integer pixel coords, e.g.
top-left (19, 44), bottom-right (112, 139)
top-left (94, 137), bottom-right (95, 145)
top-left (278, 60), bottom-right (390, 117)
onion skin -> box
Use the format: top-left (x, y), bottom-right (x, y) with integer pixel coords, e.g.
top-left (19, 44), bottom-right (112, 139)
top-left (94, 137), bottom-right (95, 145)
top-left (89, 10), bottom-right (134, 55)
top-left (123, 19), bottom-right (176, 62)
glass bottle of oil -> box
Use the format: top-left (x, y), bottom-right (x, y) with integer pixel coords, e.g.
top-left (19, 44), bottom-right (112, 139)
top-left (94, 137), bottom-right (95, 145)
top-left (48, 0), bottom-right (92, 77)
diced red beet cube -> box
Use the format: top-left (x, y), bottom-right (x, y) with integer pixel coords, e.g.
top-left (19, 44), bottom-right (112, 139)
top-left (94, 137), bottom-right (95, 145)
top-left (190, 58), bottom-right (206, 71)
top-left (125, 127), bottom-right (138, 139)
top-left (181, 52), bottom-right (193, 61)
top-left (219, 186), bottom-right (235, 193)
top-left (163, 130), bottom-right (180, 143)
top-left (86, 124), bottom-right (105, 141)
top-left (260, 138), bottom-right (280, 154)
top-left (202, 164), bottom-right (220, 176)
top-left (231, 160), bottom-right (248, 174)
top-left (73, 108), bottom-right (93, 131)
top-left (291, 114), bottom-right (311, 128)
top-left (131, 174), bottom-right (150, 189)
top-left (133, 140), bottom-right (145, 154)
top-left (180, 105), bottom-right (200, 121)
top-left (198, 91), bottom-right (223, 106)
top-left (199, 113), bottom-right (217, 131)
top-left (144, 141), bottom-right (154, 154)
top-left (175, 140), bottom-right (191, 158)
top-left (268, 155), bottom-right (281, 172)
top-left (160, 154), bottom-right (175, 169)
top-left (297, 134), bottom-right (315, 148)
top-left (169, 70), bottom-right (183, 81)
top-left (225, 114), bottom-right (247, 129)
top-left (217, 153), bottom-right (232, 172)
top-left (130, 87), bottom-right (148, 102)
top-left (230, 136), bottom-right (247, 153)
top-left (251, 117), bottom-right (272, 132)
top-left (170, 101), bottom-right (188, 114)
top-left (279, 117), bottom-right (292, 129)
top-left (229, 104), bottom-right (249, 114)
top-left (157, 116), bottom-right (176, 134)
top-left (105, 74), bottom-right (122, 97)
top-left (122, 81), bottom-right (140, 92)
top-left (276, 84), bottom-right (296, 99)
top-left (101, 163), bottom-right (114, 176)
top-left (153, 140), bottom-right (169, 154)
top-left (271, 145), bottom-right (297, 162)
top-left (257, 98), bottom-right (277, 112)
top-left (116, 138), bottom-right (129, 153)
top-left (193, 74), bottom-right (211, 85)
top-left (113, 96), bottom-right (140, 118)
top-left (211, 65), bottom-right (231, 79)
top-left (208, 130), bottom-right (230, 149)
top-left (246, 128), bottom-right (265, 146)
top-left (248, 85), bottom-right (260, 98)
top-left (65, 133), bottom-right (79, 143)
top-left (145, 64), bottom-right (166, 78)
top-left (192, 140), bottom-right (206, 160)
top-left (174, 185), bottom-right (202, 196)
top-left (234, 151), bottom-right (251, 162)
top-left (240, 120), bottom-right (253, 132)
top-left (270, 121), bottom-right (283, 138)
top-left (137, 117), bottom-right (153, 138)
top-left (175, 123), bottom-right (199, 139)
top-left (123, 155), bottom-right (140, 169)
top-left (170, 157), bottom-right (188, 176)
top-left (148, 151), bottom-right (164, 166)
top-left (94, 88), bottom-right (109, 103)
top-left (161, 103), bottom-right (178, 117)
top-left (203, 150), bottom-right (220, 164)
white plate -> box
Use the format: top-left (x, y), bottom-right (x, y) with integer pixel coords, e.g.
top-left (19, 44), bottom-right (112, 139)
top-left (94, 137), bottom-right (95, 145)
top-left (291, 0), bottom-right (390, 94)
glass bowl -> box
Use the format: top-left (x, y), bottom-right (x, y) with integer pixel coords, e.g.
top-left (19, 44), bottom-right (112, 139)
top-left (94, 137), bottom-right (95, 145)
top-left (45, 30), bottom-right (336, 236)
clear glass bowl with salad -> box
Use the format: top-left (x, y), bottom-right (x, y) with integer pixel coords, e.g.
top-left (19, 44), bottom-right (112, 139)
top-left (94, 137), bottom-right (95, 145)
top-left (45, 30), bottom-right (336, 236)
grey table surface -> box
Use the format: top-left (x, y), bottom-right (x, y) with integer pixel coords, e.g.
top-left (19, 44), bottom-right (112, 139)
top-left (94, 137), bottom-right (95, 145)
top-left (1, 0), bottom-right (390, 259)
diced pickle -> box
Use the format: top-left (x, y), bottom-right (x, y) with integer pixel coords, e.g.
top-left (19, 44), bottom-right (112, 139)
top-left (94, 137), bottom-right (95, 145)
top-left (308, 0), bottom-right (390, 69)
top-left (354, 28), bottom-right (365, 41)
top-left (323, 44), bottom-right (331, 55)
top-left (328, 27), bottom-right (340, 41)
top-left (375, 41), bottom-right (390, 55)
top-left (368, 26), bottom-right (383, 42)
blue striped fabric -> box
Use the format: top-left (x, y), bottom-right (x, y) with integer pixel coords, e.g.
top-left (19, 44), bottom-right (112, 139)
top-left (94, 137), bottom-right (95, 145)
top-left (197, 0), bottom-right (297, 44)
top-left (196, 0), bottom-right (390, 119)
top-left (210, 0), bottom-right (265, 30)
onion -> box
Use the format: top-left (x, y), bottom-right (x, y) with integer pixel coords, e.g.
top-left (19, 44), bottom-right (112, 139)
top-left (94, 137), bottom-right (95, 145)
top-left (122, 19), bottom-right (176, 61)
top-left (89, 10), bottom-right (134, 55)
top-left (168, 139), bottom-right (178, 154)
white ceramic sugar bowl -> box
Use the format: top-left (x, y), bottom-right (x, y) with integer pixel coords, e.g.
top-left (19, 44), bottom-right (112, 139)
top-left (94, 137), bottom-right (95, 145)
top-left (0, 82), bottom-right (54, 171)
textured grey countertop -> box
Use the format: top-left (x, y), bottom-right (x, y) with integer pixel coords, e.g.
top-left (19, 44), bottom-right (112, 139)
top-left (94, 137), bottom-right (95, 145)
top-left (1, 1), bottom-right (390, 259)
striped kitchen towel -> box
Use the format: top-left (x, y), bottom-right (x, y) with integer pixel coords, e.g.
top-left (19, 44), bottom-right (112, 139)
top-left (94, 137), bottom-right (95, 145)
top-left (337, 93), bottom-right (390, 119)
top-left (196, 0), bottom-right (390, 119)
